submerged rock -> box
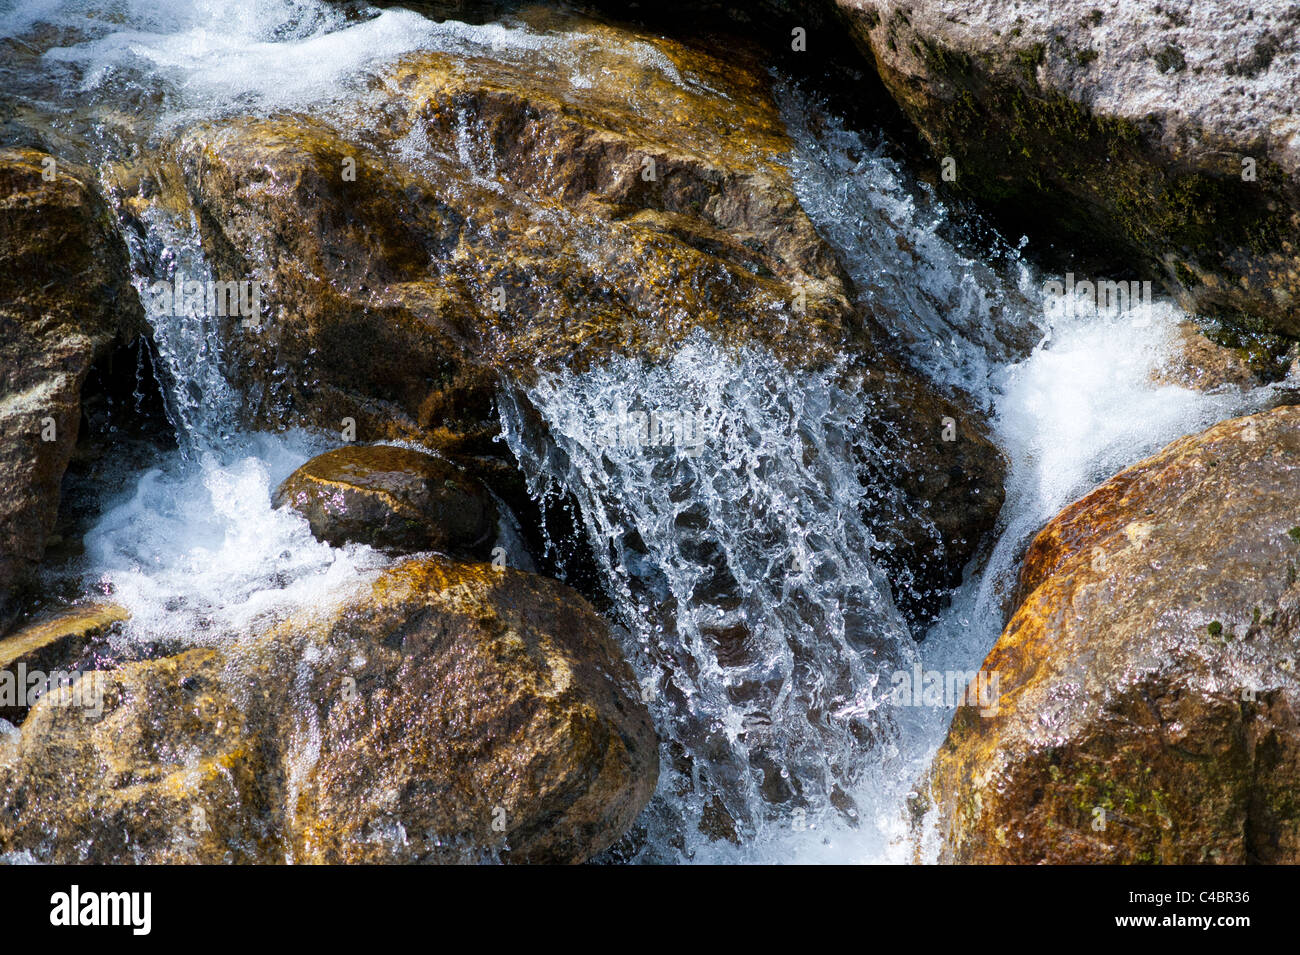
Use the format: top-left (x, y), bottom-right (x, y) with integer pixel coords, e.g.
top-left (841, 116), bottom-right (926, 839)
top-left (0, 558), bottom-right (657, 863)
top-left (0, 149), bottom-right (143, 614)
top-left (925, 405), bottom-right (1300, 863)
top-left (273, 445), bottom-right (497, 558)
top-left (860, 361), bottom-right (1006, 623)
top-left (839, 0), bottom-right (1300, 336)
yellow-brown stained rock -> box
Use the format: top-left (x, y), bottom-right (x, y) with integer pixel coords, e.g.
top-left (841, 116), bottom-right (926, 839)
top-left (272, 558), bottom-right (658, 864)
top-left (0, 603), bottom-right (128, 671)
top-left (0, 648), bottom-right (280, 863)
top-left (0, 602), bottom-right (128, 723)
top-left (0, 558), bottom-right (657, 864)
top-left (926, 405), bottom-right (1300, 863)
top-left (273, 445), bottom-right (497, 558)
top-left (1150, 321), bottom-right (1272, 392)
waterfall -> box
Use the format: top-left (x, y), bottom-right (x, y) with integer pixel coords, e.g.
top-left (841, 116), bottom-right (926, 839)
top-left (121, 204), bottom-right (242, 449)
top-left (500, 338), bottom-right (916, 859)
top-left (496, 85), bottom-right (1286, 863)
top-left (3, 0), bottom-right (1289, 863)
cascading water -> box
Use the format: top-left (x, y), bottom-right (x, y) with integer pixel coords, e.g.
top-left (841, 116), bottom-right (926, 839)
top-left (777, 85), bottom-right (1044, 399)
top-left (500, 339), bottom-right (916, 859)
top-left (499, 83), bottom-right (1290, 863)
top-left (3, 0), bottom-right (1292, 863)
top-left (1, 0), bottom-right (423, 644)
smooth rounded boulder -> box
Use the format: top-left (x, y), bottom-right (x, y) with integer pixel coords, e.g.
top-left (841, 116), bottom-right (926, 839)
top-left (271, 558), bottom-right (659, 863)
top-left (273, 445), bottom-right (498, 558)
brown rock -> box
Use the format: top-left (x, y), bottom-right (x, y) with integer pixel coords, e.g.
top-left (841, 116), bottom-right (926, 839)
top-left (925, 405), bottom-right (1300, 863)
top-left (861, 360), bottom-right (1006, 622)
top-left (0, 647), bottom-right (282, 864)
top-left (274, 558), bottom-right (658, 864)
top-left (0, 558), bottom-right (657, 863)
top-left (0, 148), bottom-right (143, 610)
top-left (273, 445), bottom-right (497, 558)
top-left (1151, 321), bottom-right (1270, 392)
top-left (0, 602), bottom-right (127, 724)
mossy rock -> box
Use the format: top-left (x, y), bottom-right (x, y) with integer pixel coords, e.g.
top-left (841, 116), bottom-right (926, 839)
top-left (839, 0), bottom-right (1300, 337)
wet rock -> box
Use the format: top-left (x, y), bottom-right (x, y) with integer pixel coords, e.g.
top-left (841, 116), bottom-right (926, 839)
top-left (1151, 321), bottom-right (1272, 392)
top-left (859, 360), bottom-right (1005, 623)
top-left (0, 149), bottom-right (144, 612)
top-left (172, 12), bottom-right (857, 407)
top-left (0, 558), bottom-right (657, 863)
top-left (925, 405), bottom-right (1300, 863)
top-left (839, 0), bottom-right (1300, 336)
top-left (272, 558), bottom-right (658, 863)
top-left (162, 8), bottom-right (1005, 617)
top-left (0, 647), bottom-right (283, 864)
top-left (273, 445), bottom-right (497, 559)
top-left (0, 603), bottom-right (128, 724)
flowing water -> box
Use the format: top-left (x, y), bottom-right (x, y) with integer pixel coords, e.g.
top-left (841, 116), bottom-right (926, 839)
top-left (2, 0), bottom-right (1288, 863)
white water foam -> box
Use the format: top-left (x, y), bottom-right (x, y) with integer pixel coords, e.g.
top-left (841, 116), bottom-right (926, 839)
top-left (2, 0), bottom-right (705, 135)
top-left (79, 430), bottom-right (388, 648)
top-left (751, 95), bottom-right (1290, 864)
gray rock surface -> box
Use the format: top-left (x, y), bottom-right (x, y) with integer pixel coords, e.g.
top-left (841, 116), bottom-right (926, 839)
top-left (838, 0), bottom-right (1300, 334)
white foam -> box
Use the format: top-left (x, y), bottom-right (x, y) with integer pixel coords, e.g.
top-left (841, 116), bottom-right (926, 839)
top-left (80, 430), bottom-right (387, 646)
top-left (4, 0), bottom-right (704, 132)
top-left (36, 1), bottom-right (440, 122)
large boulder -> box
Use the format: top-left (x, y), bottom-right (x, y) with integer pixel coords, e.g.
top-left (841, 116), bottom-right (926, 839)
top-left (171, 13), bottom-right (858, 416)
top-left (838, 0), bottom-right (1300, 336)
top-left (272, 445), bottom-right (497, 558)
top-left (925, 405), bottom-right (1300, 863)
top-left (153, 7), bottom-right (1004, 617)
top-left (0, 558), bottom-right (658, 863)
top-left (271, 558), bottom-right (657, 863)
top-left (0, 148), bottom-right (143, 613)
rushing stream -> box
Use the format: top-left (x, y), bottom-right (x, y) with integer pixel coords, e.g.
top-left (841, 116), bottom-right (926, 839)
top-left (2, 0), bottom-right (1286, 863)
